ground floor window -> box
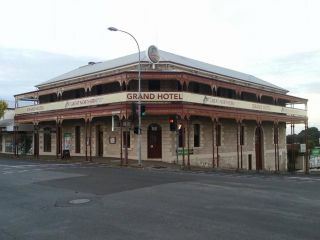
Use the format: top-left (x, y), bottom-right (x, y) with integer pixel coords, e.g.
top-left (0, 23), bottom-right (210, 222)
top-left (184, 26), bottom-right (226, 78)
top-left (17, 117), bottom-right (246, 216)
top-left (5, 135), bottom-right (13, 152)
top-left (273, 125), bottom-right (278, 144)
top-left (178, 128), bottom-right (185, 148)
top-left (240, 125), bottom-right (245, 145)
top-left (194, 124), bottom-right (200, 147)
top-left (123, 131), bottom-right (130, 148)
top-left (0, 134), bottom-right (2, 152)
top-left (43, 128), bottom-right (51, 152)
top-left (75, 126), bottom-right (81, 153)
top-left (216, 124), bottom-right (221, 146)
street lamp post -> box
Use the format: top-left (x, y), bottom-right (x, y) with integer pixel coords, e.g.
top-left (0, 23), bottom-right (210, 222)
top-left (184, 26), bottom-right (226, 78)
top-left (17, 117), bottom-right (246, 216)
top-left (108, 27), bottom-right (142, 166)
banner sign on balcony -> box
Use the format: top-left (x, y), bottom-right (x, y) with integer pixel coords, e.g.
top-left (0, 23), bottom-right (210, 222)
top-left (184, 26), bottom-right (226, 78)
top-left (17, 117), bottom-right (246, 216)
top-left (15, 92), bottom-right (307, 117)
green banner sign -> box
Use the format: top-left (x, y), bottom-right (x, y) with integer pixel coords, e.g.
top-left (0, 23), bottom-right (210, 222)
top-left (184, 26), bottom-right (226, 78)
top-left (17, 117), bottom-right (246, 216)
top-left (311, 148), bottom-right (320, 156)
top-left (177, 148), bottom-right (193, 155)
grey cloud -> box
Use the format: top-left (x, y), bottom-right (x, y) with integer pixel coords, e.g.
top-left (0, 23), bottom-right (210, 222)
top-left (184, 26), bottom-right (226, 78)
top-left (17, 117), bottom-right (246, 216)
top-left (289, 81), bottom-right (320, 94)
top-left (246, 50), bottom-right (320, 81)
top-left (0, 48), bottom-right (100, 100)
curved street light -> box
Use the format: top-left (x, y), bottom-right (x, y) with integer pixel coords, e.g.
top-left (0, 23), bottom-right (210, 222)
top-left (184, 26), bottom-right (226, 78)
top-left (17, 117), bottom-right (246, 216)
top-left (108, 27), bottom-right (142, 166)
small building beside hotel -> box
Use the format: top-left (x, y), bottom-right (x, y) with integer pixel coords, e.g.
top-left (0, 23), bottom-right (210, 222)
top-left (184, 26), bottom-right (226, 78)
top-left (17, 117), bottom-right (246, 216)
top-left (13, 47), bottom-right (308, 171)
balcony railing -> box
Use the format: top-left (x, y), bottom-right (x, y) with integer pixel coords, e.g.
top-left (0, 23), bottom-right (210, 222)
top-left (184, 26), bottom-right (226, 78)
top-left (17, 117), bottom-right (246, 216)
top-left (15, 92), bottom-right (307, 117)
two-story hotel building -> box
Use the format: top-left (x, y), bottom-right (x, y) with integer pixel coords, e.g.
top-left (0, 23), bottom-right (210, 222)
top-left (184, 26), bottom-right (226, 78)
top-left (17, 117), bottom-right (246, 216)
top-left (14, 48), bottom-right (308, 171)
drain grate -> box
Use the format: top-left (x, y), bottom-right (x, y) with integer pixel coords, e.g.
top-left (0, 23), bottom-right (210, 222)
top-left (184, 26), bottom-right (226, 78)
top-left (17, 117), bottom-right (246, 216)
top-left (152, 166), bottom-right (167, 169)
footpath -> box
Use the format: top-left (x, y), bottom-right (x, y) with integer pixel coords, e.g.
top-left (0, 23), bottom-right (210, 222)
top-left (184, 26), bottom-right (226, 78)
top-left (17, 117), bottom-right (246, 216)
top-left (0, 153), bottom-right (318, 176)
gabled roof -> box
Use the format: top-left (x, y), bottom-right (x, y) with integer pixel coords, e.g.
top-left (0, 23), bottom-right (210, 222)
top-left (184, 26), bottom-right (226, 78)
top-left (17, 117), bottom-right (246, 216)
top-left (36, 49), bottom-right (287, 92)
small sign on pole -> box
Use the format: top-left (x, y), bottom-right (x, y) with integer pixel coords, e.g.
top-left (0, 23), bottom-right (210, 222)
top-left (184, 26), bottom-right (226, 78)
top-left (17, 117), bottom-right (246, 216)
top-left (300, 143), bottom-right (306, 153)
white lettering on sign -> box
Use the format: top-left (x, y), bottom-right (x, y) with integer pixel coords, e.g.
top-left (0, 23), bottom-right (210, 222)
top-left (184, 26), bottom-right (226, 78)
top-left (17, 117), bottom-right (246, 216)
top-left (65, 97), bottom-right (104, 108)
top-left (126, 92), bottom-right (183, 101)
top-left (25, 105), bottom-right (45, 112)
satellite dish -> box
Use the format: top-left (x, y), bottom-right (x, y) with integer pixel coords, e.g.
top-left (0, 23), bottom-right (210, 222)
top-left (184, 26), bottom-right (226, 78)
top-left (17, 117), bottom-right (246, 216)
top-left (147, 45), bottom-right (160, 64)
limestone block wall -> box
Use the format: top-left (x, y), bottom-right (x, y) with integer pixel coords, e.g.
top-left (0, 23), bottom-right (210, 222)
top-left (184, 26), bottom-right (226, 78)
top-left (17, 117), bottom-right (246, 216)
top-left (34, 116), bottom-right (288, 172)
top-left (189, 118), bottom-right (214, 167)
top-left (278, 123), bottom-right (288, 171)
top-left (218, 120), bottom-right (238, 169)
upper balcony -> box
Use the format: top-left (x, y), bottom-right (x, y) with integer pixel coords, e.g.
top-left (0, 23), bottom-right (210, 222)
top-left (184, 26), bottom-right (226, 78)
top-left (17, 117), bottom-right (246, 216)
top-left (15, 90), bottom-right (307, 118)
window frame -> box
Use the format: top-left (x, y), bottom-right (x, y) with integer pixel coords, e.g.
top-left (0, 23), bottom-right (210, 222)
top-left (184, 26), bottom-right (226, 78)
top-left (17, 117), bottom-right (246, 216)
top-left (43, 127), bottom-right (52, 152)
top-left (123, 131), bottom-right (131, 148)
top-left (193, 124), bottom-right (200, 147)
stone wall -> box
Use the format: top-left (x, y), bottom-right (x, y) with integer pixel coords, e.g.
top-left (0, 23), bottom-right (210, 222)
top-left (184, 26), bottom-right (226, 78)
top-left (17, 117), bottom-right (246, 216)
top-left (35, 116), bottom-right (287, 171)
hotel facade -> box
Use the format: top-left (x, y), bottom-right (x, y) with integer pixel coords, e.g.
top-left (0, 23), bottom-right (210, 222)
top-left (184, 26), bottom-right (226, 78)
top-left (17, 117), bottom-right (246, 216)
top-left (13, 48), bottom-right (308, 171)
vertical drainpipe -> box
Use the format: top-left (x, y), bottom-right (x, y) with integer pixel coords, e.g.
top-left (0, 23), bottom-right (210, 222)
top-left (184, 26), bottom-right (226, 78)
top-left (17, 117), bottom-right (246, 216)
top-left (212, 118), bottom-right (215, 168)
top-left (187, 117), bottom-right (190, 170)
top-left (240, 121), bottom-right (243, 169)
top-left (120, 117), bottom-right (123, 166)
top-left (89, 118), bottom-right (92, 162)
top-left (305, 121), bottom-right (309, 174)
top-left (85, 119), bottom-right (88, 161)
top-left (125, 104), bottom-right (128, 166)
top-left (273, 122), bottom-right (278, 171)
top-left (182, 120), bottom-right (185, 168)
top-left (237, 120), bottom-right (239, 170)
top-left (56, 120), bottom-right (59, 159)
top-left (277, 123), bottom-right (280, 171)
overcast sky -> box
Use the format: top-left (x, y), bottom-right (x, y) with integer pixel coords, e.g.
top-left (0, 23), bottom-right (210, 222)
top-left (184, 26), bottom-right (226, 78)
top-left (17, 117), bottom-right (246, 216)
top-left (0, 0), bottom-right (319, 129)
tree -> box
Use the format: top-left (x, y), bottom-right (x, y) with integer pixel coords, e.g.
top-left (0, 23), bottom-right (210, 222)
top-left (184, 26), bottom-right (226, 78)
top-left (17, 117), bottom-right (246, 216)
top-left (298, 127), bottom-right (320, 149)
top-left (0, 100), bottom-right (8, 118)
top-left (287, 127), bottom-right (320, 149)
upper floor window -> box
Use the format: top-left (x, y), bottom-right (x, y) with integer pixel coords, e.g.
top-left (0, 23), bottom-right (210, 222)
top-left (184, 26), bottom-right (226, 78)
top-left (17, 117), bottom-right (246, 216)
top-left (217, 87), bottom-right (236, 99)
top-left (149, 80), bottom-right (160, 91)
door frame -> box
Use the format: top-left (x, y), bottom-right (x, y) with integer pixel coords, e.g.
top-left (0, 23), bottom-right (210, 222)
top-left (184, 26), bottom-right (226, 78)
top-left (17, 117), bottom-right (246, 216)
top-left (147, 123), bottom-right (162, 159)
top-left (255, 126), bottom-right (264, 170)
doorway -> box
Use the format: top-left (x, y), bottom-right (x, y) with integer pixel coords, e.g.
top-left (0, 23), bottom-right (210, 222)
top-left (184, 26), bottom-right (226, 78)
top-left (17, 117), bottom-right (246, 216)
top-left (255, 126), bottom-right (263, 170)
top-left (147, 124), bottom-right (162, 158)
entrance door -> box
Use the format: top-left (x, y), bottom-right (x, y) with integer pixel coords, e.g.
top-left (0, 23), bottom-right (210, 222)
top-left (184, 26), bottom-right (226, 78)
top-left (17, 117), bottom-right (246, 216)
top-left (97, 126), bottom-right (103, 157)
top-left (147, 124), bottom-right (162, 158)
top-left (255, 126), bottom-right (263, 170)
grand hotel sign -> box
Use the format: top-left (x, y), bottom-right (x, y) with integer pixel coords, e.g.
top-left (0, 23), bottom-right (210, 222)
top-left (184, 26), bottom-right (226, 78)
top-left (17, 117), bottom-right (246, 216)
top-left (15, 92), bottom-right (307, 117)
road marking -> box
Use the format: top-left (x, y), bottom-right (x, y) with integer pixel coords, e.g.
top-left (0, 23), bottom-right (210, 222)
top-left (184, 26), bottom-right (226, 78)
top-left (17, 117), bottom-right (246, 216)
top-left (288, 176), bottom-right (320, 181)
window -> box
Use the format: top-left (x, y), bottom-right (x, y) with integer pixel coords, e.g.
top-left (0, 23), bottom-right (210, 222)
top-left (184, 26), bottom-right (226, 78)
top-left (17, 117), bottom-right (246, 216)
top-left (43, 128), bottom-right (51, 152)
top-left (123, 131), bottom-right (130, 148)
top-left (194, 124), bottom-right (200, 147)
top-left (148, 80), bottom-right (160, 91)
top-left (0, 133), bottom-right (2, 152)
top-left (193, 82), bottom-right (200, 93)
top-left (216, 124), bottom-right (221, 146)
top-left (75, 126), bottom-right (81, 153)
top-left (178, 128), bottom-right (185, 148)
top-left (240, 125), bottom-right (245, 146)
top-left (273, 125), bottom-right (278, 144)
top-left (5, 136), bottom-right (13, 152)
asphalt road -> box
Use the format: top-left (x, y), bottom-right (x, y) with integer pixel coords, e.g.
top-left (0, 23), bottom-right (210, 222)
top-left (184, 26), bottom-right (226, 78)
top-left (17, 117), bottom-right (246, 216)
top-left (0, 158), bottom-right (319, 240)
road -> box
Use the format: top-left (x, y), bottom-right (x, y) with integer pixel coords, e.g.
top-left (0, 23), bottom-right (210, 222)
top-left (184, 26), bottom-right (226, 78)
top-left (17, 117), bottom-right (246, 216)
top-left (0, 158), bottom-right (319, 240)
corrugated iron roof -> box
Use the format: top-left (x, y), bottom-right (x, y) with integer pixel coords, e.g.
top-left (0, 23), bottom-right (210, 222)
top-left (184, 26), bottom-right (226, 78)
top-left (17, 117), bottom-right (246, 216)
top-left (36, 49), bottom-right (287, 92)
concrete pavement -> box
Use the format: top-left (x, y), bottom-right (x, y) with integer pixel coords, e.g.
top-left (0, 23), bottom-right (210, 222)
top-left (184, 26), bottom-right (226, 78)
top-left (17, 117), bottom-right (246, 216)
top-left (0, 158), bottom-right (319, 240)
